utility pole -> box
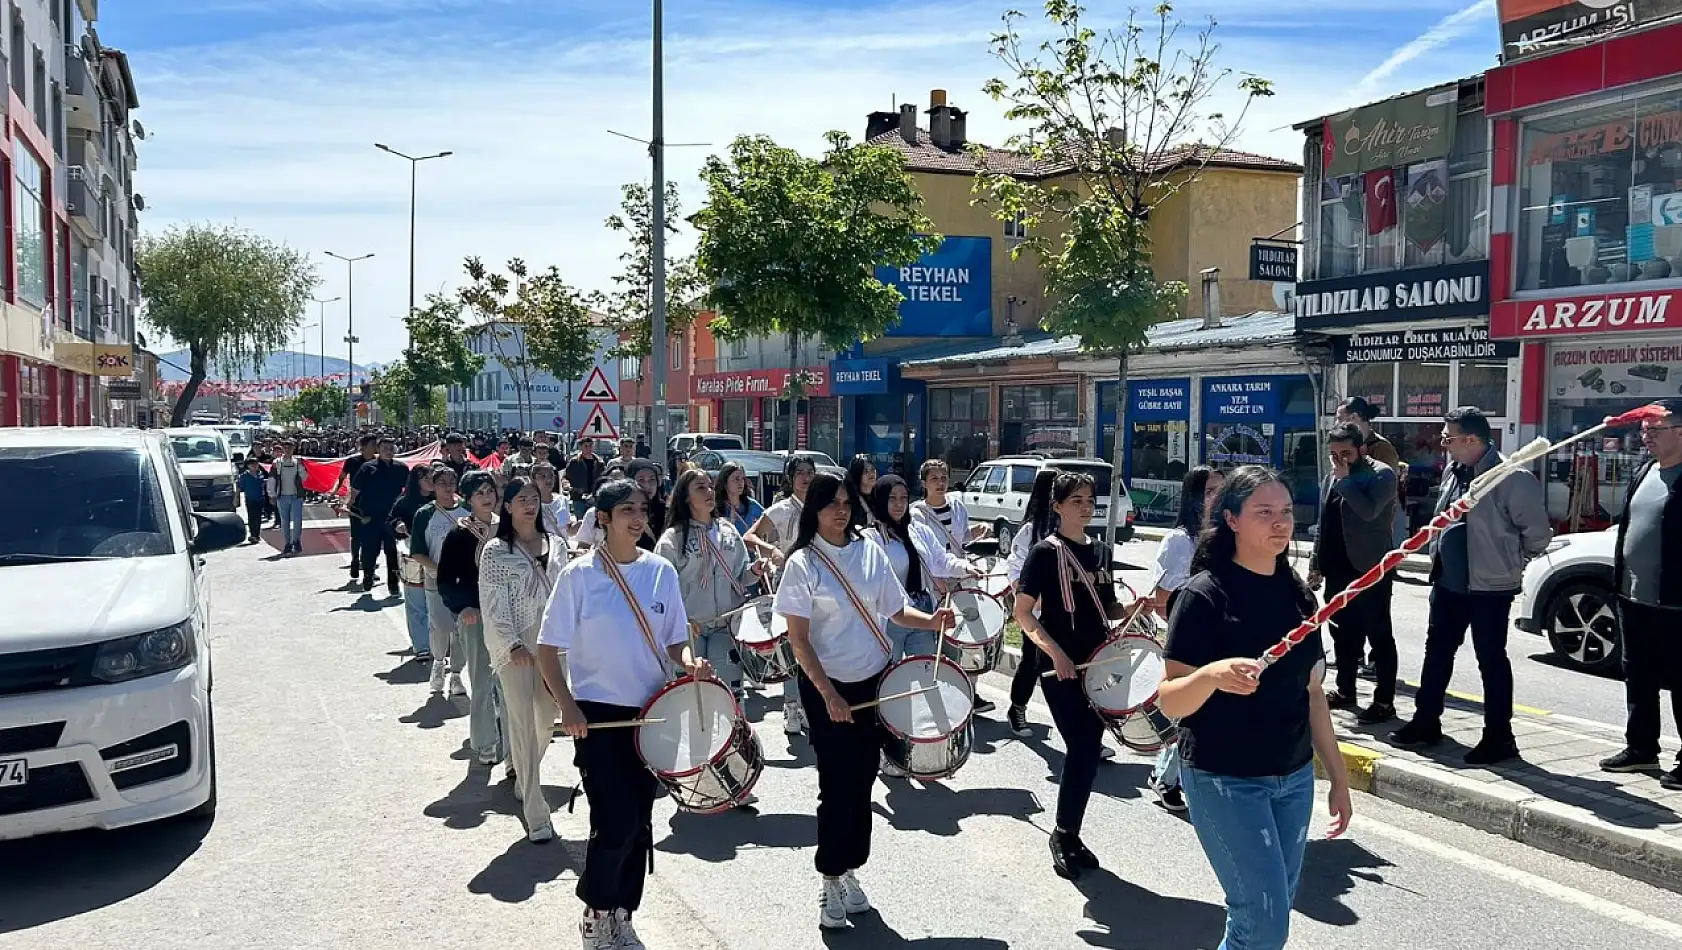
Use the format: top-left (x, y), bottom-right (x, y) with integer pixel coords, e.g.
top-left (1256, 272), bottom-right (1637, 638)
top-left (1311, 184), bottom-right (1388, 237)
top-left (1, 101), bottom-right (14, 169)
top-left (324, 253), bottom-right (373, 422)
top-left (375, 143), bottom-right (452, 425)
top-left (649, 0), bottom-right (670, 470)
top-left (311, 296), bottom-right (340, 385)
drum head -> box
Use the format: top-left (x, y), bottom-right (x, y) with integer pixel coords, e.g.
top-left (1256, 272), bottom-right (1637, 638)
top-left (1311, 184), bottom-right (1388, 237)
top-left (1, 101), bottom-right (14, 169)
top-left (1084, 634), bottom-right (1165, 716)
top-left (945, 590), bottom-right (1005, 646)
top-left (732, 601), bottom-right (784, 646)
top-left (638, 680), bottom-right (737, 775)
top-left (877, 656), bottom-right (975, 741)
top-left (971, 558), bottom-right (1011, 599)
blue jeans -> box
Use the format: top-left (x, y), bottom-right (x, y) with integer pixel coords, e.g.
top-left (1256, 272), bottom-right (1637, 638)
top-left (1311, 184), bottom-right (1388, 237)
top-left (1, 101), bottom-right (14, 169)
top-left (1182, 762), bottom-right (1314, 950)
top-left (887, 590), bottom-right (937, 661)
top-left (276, 494), bottom-right (304, 547)
top-left (697, 625), bottom-right (744, 688)
top-left (403, 584), bottom-right (430, 655)
top-left (1153, 743), bottom-right (1182, 790)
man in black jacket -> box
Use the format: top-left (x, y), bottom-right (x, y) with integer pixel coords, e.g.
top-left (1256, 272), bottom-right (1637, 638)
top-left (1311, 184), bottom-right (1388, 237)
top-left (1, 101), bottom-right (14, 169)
top-left (1601, 397), bottom-right (1682, 788)
top-left (1309, 423), bottom-right (1400, 724)
top-left (350, 439), bottom-right (410, 594)
top-left (564, 440), bottom-right (604, 519)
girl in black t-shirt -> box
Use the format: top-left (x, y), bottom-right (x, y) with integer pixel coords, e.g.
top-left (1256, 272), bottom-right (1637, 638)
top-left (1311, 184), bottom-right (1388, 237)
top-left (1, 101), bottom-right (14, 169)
top-left (1012, 471), bottom-right (1127, 880)
top-left (1159, 465), bottom-right (1351, 950)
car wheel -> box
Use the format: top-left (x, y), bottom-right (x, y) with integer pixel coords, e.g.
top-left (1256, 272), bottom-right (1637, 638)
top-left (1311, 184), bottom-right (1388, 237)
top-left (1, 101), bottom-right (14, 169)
top-left (1542, 579), bottom-right (1622, 675)
top-left (183, 703), bottom-right (218, 821)
top-left (994, 518), bottom-right (1013, 541)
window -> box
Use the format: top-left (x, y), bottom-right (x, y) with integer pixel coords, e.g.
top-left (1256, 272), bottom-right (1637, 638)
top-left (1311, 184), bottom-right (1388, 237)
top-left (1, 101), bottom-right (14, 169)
top-left (0, 446), bottom-right (174, 559)
top-left (1004, 213), bottom-right (1027, 241)
top-left (982, 466), bottom-right (1007, 495)
top-left (1000, 384), bottom-right (1080, 456)
top-left (1458, 360), bottom-right (1509, 415)
top-left (730, 337), bottom-right (748, 358)
top-left (1397, 361), bottom-right (1450, 417)
top-left (13, 141), bottom-right (48, 309)
top-left (1346, 363), bottom-right (1395, 417)
top-left (670, 335), bottom-right (683, 370)
top-left (1009, 465), bottom-right (1037, 494)
top-left (624, 355), bottom-right (641, 379)
top-left (928, 386), bottom-right (990, 475)
top-left (1516, 88), bottom-right (1682, 292)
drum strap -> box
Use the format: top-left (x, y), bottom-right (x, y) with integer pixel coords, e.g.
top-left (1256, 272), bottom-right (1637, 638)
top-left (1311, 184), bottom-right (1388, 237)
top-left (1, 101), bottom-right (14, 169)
top-left (1049, 535), bottom-right (1107, 618)
top-left (698, 524), bottom-right (751, 600)
top-left (596, 550), bottom-right (673, 676)
top-left (807, 545), bottom-right (894, 657)
top-left (913, 501), bottom-right (962, 555)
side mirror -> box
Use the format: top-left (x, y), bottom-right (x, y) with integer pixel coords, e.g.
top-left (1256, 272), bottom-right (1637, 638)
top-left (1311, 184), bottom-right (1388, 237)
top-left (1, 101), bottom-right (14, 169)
top-left (192, 512), bottom-right (248, 554)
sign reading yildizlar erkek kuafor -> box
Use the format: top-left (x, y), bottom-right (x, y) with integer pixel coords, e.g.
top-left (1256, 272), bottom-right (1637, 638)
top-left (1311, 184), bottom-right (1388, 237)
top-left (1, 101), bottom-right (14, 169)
top-left (1333, 325), bottom-right (1521, 364)
top-left (1295, 260), bottom-right (1489, 330)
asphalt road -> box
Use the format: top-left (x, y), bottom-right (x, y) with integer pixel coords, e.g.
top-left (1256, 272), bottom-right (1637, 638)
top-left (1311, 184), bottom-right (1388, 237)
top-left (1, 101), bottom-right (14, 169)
top-left (3, 537), bottom-right (1681, 950)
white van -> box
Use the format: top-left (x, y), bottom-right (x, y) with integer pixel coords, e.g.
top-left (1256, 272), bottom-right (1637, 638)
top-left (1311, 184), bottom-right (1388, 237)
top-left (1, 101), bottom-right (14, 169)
top-left (958, 455), bottom-right (1135, 544)
top-left (165, 427), bottom-right (239, 512)
top-left (0, 427), bottom-right (246, 839)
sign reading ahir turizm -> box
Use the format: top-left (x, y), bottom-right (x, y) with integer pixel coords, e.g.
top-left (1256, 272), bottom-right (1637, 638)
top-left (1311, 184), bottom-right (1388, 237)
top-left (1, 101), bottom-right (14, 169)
top-left (876, 235), bottom-right (993, 337)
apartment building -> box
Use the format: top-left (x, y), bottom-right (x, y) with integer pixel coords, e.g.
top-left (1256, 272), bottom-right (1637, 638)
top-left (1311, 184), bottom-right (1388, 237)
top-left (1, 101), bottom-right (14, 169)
top-left (0, 0), bottom-right (143, 428)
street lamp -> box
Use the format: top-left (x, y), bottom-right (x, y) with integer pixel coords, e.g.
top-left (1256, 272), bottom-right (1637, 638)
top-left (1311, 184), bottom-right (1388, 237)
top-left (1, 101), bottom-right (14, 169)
top-left (322, 253), bottom-right (373, 409)
top-left (310, 296), bottom-right (340, 381)
top-left (299, 323), bottom-right (319, 387)
top-left (375, 143), bottom-right (452, 424)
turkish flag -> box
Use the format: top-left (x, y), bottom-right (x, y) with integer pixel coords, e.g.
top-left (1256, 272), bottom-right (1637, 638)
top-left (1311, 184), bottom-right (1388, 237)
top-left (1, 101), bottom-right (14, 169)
top-left (1365, 168), bottom-right (1397, 236)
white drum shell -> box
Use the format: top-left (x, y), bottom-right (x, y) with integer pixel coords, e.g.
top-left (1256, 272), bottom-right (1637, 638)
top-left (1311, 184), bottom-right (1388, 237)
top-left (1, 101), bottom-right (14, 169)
top-left (877, 656), bottom-right (976, 781)
top-left (636, 679), bottom-right (764, 814)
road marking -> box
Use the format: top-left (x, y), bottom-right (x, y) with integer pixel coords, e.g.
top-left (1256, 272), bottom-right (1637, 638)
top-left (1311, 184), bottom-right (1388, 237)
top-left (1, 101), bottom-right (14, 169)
top-left (1402, 679), bottom-right (1552, 717)
top-left (1357, 815), bottom-right (1682, 940)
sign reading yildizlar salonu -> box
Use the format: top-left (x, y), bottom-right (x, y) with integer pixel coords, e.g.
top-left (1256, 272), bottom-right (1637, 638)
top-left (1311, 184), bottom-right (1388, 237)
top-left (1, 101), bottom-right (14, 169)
top-left (1295, 260), bottom-right (1489, 330)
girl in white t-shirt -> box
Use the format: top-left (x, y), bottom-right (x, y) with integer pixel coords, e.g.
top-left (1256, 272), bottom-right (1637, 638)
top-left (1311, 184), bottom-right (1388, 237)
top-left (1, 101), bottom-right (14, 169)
top-left (747, 454), bottom-right (816, 733)
top-left (774, 473), bottom-right (953, 932)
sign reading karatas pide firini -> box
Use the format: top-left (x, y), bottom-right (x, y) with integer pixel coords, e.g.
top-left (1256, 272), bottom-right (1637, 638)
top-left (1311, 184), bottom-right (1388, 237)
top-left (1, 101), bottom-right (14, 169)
top-left (691, 368), bottom-right (831, 400)
top-left (1491, 286), bottom-right (1679, 339)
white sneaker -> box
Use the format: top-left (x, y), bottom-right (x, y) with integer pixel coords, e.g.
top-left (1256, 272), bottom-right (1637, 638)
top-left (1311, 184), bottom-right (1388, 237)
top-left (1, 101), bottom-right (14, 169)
top-left (879, 752), bottom-right (907, 778)
top-left (839, 870), bottom-right (871, 914)
top-left (1099, 745), bottom-right (1117, 761)
top-left (784, 701), bottom-right (806, 735)
top-left (613, 910), bottom-right (644, 949)
top-left (448, 672), bottom-right (467, 698)
top-left (527, 823), bottom-right (554, 843)
top-left (818, 877), bottom-right (851, 929)
top-left (580, 909), bottom-right (618, 949)
top-left (428, 660), bottom-right (447, 694)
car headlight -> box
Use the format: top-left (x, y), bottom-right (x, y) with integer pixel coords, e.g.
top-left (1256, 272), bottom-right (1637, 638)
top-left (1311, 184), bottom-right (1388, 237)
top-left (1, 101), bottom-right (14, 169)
top-left (91, 621), bottom-right (197, 683)
top-left (1543, 538), bottom-right (1572, 555)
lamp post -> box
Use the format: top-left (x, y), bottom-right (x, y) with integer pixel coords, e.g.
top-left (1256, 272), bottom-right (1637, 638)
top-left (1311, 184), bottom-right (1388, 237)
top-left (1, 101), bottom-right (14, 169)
top-left (375, 143), bottom-right (452, 425)
top-left (649, 0), bottom-right (670, 468)
top-left (310, 296), bottom-right (340, 383)
top-left (300, 323), bottom-right (318, 389)
top-left (323, 254), bottom-right (373, 418)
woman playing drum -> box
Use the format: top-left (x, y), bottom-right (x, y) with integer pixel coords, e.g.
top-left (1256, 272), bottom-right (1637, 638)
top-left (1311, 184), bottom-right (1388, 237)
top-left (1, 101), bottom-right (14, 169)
top-left (863, 475), bottom-right (967, 662)
top-left (1010, 471), bottom-right (1127, 880)
top-left (536, 478), bottom-right (712, 950)
top-left (656, 468), bottom-right (762, 704)
top-left (747, 454), bottom-right (817, 734)
top-left (773, 472), bottom-right (952, 930)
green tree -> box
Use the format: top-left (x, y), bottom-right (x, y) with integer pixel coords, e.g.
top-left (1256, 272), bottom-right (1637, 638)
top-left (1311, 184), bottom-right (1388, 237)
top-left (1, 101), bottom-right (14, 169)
top-left (696, 131), bottom-right (937, 446)
top-left (372, 359), bottom-right (447, 426)
top-left (599, 181), bottom-right (705, 359)
top-left (295, 384), bottom-right (346, 426)
top-left (974, 0), bottom-right (1272, 538)
top-left (269, 395), bottom-right (301, 425)
top-left (460, 258), bottom-right (599, 432)
top-left (138, 223), bottom-right (319, 426)
top-left (403, 292), bottom-right (484, 423)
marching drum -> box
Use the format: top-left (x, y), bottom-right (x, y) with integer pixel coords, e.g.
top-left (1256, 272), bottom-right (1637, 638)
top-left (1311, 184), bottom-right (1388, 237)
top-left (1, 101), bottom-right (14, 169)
top-left (940, 589), bottom-right (1006, 674)
top-left (968, 557), bottom-right (1012, 601)
top-left (398, 554), bottom-right (425, 587)
top-left (732, 600), bottom-right (798, 685)
top-left (1082, 633), bottom-right (1180, 753)
top-left (636, 678), bottom-right (764, 814)
top-left (877, 655), bottom-right (975, 781)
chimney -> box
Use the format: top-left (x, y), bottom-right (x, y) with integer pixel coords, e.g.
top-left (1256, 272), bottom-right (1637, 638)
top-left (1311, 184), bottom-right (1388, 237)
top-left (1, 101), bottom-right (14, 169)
top-left (898, 103), bottom-right (918, 145)
top-left (866, 109), bottom-right (899, 141)
top-left (1200, 268), bottom-right (1223, 329)
top-left (927, 89), bottom-right (952, 148)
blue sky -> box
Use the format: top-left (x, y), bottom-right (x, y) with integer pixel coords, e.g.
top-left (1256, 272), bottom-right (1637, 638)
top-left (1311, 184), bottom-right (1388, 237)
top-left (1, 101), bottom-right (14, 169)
top-left (108, 0), bottom-right (1502, 362)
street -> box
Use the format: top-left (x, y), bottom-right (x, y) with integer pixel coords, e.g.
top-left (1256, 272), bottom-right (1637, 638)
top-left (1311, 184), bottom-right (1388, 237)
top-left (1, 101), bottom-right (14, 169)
top-left (3, 535), bottom-right (1682, 949)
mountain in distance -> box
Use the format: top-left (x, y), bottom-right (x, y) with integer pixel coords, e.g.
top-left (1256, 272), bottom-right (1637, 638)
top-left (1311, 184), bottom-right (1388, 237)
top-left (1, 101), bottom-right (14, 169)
top-left (157, 349), bottom-right (377, 384)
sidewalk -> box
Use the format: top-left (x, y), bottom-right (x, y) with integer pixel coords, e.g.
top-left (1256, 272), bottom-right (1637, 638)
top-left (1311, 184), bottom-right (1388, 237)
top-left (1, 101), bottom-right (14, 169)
top-left (1128, 524), bottom-right (1433, 574)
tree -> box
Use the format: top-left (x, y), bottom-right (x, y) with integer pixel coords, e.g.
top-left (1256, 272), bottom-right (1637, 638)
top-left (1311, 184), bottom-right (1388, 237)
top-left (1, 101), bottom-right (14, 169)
top-left (974, 0), bottom-right (1272, 540)
top-left (295, 384), bottom-right (346, 426)
top-left (403, 292), bottom-right (484, 424)
top-left (269, 396), bottom-right (301, 425)
top-left (459, 258), bottom-right (599, 432)
top-left (138, 223), bottom-right (319, 426)
top-left (372, 359), bottom-right (446, 426)
top-left (696, 131), bottom-right (937, 446)
top-left (598, 181), bottom-right (705, 359)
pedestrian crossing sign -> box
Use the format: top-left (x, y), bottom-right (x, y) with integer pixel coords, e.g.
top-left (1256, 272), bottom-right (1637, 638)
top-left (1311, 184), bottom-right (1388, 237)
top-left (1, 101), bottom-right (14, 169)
top-left (578, 366), bottom-right (617, 403)
top-left (578, 404), bottom-right (619, 440)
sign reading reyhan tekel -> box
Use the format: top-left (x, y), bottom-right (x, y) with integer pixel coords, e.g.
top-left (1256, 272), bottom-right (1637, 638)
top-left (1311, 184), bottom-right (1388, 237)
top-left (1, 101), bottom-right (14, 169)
top-left (875, 235), bottom-right (993, 337)
top-left (1295, 260), bottom-right (1489, 330)
top-left (1333, 326), bottom-right (1521, 364)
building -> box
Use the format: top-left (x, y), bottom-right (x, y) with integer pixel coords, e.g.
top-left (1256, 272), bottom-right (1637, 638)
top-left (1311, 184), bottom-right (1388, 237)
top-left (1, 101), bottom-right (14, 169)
top-left (1483, 11), bottom-right (1682, 526)
top-left (1292, 75), bottom-right (1515, 530)
top-left (618, 310), bottom-right (717, 444)
top-left (446, 319), bottom-right (622, 438)
top-left (0, 1), bottom-right (143, 428)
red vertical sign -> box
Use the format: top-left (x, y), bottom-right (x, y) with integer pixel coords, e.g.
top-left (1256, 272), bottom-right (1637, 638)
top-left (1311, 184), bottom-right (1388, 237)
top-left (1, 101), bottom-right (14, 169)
top-left (796, 410), bottom-right (809, 450)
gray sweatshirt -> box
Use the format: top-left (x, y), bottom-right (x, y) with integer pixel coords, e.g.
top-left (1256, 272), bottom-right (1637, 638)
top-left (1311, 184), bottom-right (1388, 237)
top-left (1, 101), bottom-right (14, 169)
top-left (656, 519), bottom-right (758, 629)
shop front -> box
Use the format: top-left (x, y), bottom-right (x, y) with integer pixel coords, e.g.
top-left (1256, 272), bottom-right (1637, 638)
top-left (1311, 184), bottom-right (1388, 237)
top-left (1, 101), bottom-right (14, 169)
top-left (1201, 374), bottom-right (1321, 531)
top-left (831, 357), bottom-right (925, 475)
top-left (692, 367), bottom-right (832, 454)
top-left (1095, 379), bottom-right (1192, 526)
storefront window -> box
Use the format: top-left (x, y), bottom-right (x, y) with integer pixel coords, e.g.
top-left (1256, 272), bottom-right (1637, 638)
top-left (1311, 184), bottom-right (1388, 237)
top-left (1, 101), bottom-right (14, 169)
top-left (1347, 363), bottom-right (1395, 416)
top-left (1378, 421), bottom-right (1450, 530)
top-left (721, 399), bottom-right (748, 439)
top-left (1517, 88), bottom-right (1682, 292)
top-left (13, 142), bottom-right (47, 310)
top-left (1000, 384), bottom-right (1080, 456)
top-left (1543, 338), bottom-right (1680, 526)
top-left (807, 397), bottom-right (839, 459)
top-left (1457, 360), bottom-right (1509, 415)
top-left (1397, 361), bottom-right (1450, 417)
top-left (929, 386), bottom-right (989, 477)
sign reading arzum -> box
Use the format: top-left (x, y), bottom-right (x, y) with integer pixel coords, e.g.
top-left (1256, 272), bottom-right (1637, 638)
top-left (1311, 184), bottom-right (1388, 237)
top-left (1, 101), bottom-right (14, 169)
top-left (1497, 1), bottom-right (1682, 62)
top-left (1322, 86), bottom-right (1459, 178)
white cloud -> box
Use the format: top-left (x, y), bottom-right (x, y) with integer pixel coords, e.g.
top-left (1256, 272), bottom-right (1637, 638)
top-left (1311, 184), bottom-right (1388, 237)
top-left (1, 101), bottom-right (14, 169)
top-left (1356, 0), bottom-right (1497, 93)
top-left (130, 0), bottom-right (1496, 361)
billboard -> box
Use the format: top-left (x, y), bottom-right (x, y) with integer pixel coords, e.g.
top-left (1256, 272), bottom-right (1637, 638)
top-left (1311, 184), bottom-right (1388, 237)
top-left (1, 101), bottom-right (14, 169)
top-left (876, 236), bottom-right (993, 337)
top-left (1497, 1), bottom-right (1682, 61)
top-left (1322, 85), bottom-right (1459, 178)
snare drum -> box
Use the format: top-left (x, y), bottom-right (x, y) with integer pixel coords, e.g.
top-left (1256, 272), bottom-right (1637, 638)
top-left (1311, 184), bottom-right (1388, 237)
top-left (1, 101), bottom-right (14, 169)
top-left (970, 557), bottom-right (1012, 601)
top-left (940, 589), bottom-right (1006, 674)
top-left (877, 655), bottom-right (975, 781)
top-left (399, 554), bottom-right (425, 587)
top-left (636, 678), bottom-right (764, 814)
top-left (1082, 633), bottom-right (1180, 753)
top-left (732, 602), bottom-right (798, 685)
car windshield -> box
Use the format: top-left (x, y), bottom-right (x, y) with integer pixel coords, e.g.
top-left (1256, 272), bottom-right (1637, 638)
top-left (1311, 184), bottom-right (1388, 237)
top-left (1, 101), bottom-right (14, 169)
top-left (217, 428), bottom-right (251, 448)
top-left (798, 452), bottom-right (837, 467)
top-left (171, 435), bottom-right (228, 462)
top-left (0, 447), bottom-right (175, 560)
top-left (701, 436), bottom-right (743, 450)
top-left (1054, 463), bottom-right (1113, 498)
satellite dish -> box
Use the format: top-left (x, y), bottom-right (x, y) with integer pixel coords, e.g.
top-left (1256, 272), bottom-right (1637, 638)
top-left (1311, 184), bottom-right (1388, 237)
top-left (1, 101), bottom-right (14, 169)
top-left (131, 194), bottom-right (145, 211)
top-left (1272, 282), bottom-right (1297, 312)
top-left (133, 120), bottom-right (146, 140)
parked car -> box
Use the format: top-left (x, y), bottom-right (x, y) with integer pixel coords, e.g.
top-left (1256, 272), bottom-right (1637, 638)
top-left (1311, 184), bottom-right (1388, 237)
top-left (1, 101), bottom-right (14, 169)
top-left (0, 427), bottom-right (247, 840)
top-left (670, 432), bottom-right (745, 459)
top-left (1516, 528), bottom-right (1620, 674)
top-left (958, 454), bottom-right (1135, 544)
top-left (772, 449), bottom-right (848, 479)
top-left (164, 427), bottom-right (239, 512)
top-left (690, 448), bottom-right (792, 501)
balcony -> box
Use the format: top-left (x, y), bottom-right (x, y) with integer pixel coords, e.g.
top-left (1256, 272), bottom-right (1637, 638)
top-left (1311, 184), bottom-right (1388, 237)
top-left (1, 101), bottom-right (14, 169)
top-left (65, 49), bottom-right (98, 131)
top-left (67, 168), bottom-right (103, 239)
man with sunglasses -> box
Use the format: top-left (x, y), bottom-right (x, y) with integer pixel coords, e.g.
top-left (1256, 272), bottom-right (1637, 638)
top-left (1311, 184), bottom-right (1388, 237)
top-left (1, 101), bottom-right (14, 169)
top-left (1601, 397), bottom-right (1682, 788)
top-left (1394, 407), bottom-right (1552, 764)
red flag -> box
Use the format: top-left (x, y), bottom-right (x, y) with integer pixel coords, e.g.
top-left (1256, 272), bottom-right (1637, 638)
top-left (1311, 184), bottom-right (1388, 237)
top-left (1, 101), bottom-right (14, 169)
top-left (1365, 169), bottom-right (1397, 236)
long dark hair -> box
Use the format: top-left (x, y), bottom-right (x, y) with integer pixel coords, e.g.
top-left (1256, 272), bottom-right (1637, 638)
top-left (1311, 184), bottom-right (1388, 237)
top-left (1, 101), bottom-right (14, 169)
top-left (1175, 465), bottom-right (1220, 534)
top-left (867, 475), bottom-right (924, 595)
top-left (845, 454), bottom-right (876, 528)
top-left (399, 463), bottom-right (432, 504)
top-left (666, 467), bottom-right (712, 552)
top-left (781, 454), bottom-right (815, 499)
top-left (788, 472), bottom-right (855, 557)
top-left (1192, 465), bottom-right (1315, 614)
top-left (715, 461), bottom-right (755, 518)
top-left (1021, 468), bottom-right (1059, 543)
top-left (494, 476), bottom-right (547, 543)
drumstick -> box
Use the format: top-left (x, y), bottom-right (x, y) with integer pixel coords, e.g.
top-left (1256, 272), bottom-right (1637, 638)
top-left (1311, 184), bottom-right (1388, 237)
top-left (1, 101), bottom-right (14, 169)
top-left (849, 683), bottom-right (940, 712)
top-left (683, 626), bottom-right (708, 728)
top-left (552, 717), bottom-right (666, 734)
top-left (1039, 600), bottom-right (1153, 678)
top-left (716, 595), bottom-right (773, 623)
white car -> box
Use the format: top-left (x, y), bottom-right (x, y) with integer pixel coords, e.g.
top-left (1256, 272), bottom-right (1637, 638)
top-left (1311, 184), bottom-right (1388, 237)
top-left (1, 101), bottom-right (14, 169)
top-left (0, 427), bottom-right (246, 840)
top-left (1516, 528), bottom-right (1620, 674)
top-left (958, 455), bottom-right (1135, 544)
top-left (165, 427), bottom-right (239, 512)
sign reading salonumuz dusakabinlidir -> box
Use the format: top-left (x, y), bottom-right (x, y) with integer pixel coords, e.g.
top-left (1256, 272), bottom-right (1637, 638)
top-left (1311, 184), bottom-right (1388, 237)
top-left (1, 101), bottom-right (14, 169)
top-left (1249, 242), bottom-right (1298, 282)
top-left (1333, 325), bottom-right (1522, 364)
top-left (1322, 84), bottom-right (1459, 178)
top-left (1295, 260), bottom-right (1489, 330)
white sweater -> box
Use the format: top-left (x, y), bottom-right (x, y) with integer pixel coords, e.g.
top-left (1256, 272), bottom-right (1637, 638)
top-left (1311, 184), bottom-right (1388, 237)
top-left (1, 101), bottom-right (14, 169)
top-left (478, 536), bottom-right (562, 675)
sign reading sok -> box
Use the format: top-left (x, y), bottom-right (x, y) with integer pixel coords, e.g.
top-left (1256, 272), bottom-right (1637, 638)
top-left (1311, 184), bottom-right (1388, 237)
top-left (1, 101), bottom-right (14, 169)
top-left (1491, 287), bottom-right (1678, 339)
top-left (692, 368), bottom-right (831, 400)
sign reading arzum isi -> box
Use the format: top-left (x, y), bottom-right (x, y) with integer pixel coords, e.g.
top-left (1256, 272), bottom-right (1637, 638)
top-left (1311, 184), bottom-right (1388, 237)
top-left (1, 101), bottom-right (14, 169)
top-left (1295, 260), bottom-right (1489, 330)
top-left (1491, 286), bottom-right (1679, 339)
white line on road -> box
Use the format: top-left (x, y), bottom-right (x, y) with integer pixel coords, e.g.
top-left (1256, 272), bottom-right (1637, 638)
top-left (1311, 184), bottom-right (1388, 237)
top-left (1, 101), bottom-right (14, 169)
top-left (1356, 816), bottom-right (1682, 941)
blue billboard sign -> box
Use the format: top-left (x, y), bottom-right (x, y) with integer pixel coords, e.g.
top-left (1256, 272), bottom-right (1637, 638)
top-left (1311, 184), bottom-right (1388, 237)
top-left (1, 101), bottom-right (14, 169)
top-left (876, 236), bottom-right (993, 337)
top-left (1129, 379), bottom-right (1191, 421)
top-left (830, 358), bottom-right (896, 395)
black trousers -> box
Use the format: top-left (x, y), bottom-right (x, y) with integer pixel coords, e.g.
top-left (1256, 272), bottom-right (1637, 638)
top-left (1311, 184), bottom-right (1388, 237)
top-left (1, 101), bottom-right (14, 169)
top-left (1041, 673), bottom-right (1104, 836)
top-left (799, 670), bottom-right (886, 877)
top-left (1412, 587), bottom-right (1516, 738)
top-left (1619, 599), bottom-right (1682, 763)
top-left (1011, 638), bottom-right (1043, 707)
top-left (351, 520), bottom-right (399, 581)
top-left (1327, 568), bottom-right (1398, 705)
top-left (575, 701), bottom-right (659, 912)
top-left (244, 498), bottom-right (264, 541)
top-left (346, 515), bottom-right (362, 575)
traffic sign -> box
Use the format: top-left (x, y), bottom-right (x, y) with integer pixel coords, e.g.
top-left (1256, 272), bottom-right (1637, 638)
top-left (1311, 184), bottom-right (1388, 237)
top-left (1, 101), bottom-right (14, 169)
top-left (578, 404), bottom-right (619, 440)
top-left (578, 366), bottom-right (618, 403)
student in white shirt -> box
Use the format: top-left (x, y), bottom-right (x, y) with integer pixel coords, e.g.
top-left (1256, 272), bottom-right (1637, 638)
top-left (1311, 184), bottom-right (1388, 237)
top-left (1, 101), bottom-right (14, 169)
top-left (656, 469), bottom-right (763, 703)
top-left (413, 465), bottom-right (471, 698)
top-left (774, 472), bottom-right (953, 931)
top-left (536, 477), bottom-right (711, 950)
top-left (530, 459), bottom-right (574, 541)
top-left (747, 454), bottom-right (817, 733)
top-left (864, 475), bottom-right (969, 661)
top-left (911, 458), bottom-right (995, 712)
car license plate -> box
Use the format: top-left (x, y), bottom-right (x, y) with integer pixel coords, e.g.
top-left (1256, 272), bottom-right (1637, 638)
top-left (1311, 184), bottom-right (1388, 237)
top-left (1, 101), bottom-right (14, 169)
top-left (0, 757), bottom-right (26, 787)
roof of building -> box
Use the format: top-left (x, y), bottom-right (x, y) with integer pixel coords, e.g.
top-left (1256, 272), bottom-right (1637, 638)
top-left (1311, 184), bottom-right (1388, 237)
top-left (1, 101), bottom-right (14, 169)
top-left (900, 310), bottom-right (1298, 368)
top-left (1292, 74), bottom-right (1484, 131)
top-left (867, 128), bottom-right (1301, 179)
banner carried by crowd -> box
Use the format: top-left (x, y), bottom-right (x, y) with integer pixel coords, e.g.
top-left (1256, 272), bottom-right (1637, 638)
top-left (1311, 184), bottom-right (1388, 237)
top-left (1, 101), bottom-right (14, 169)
top-left (285, 441), bottom-right (505, 496)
